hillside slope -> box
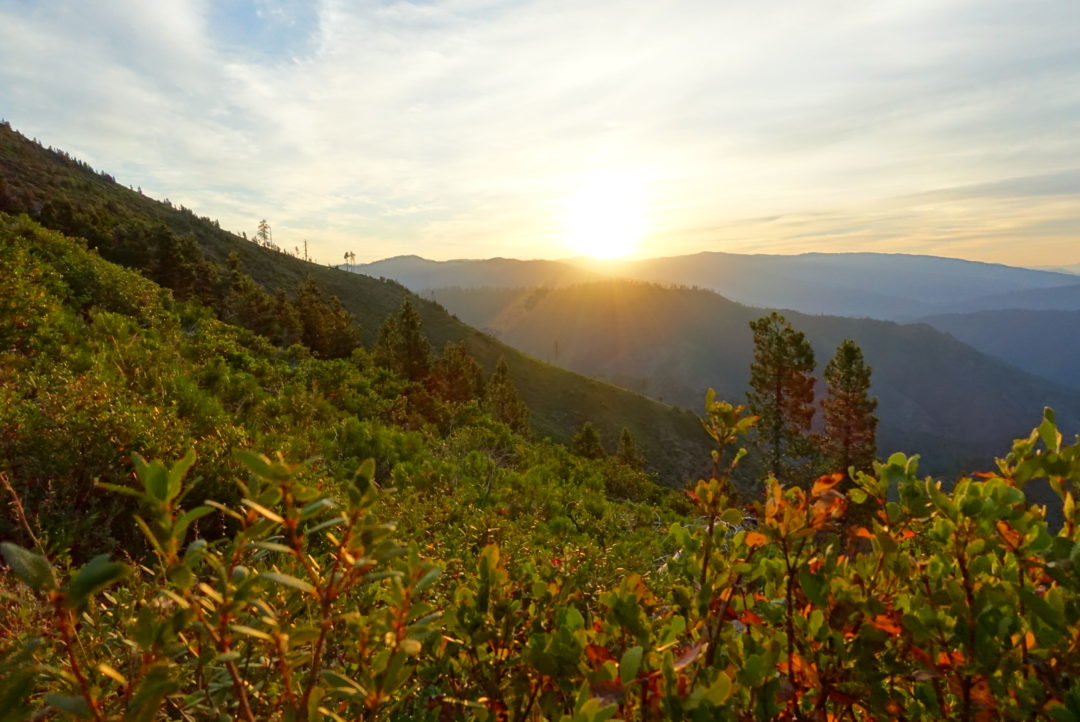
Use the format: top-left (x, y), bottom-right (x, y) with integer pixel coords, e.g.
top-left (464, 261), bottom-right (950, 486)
top-left (945, 283), bottom-right (1080, 313)
top-left (920, 309), bottom-right (1080, 390)
top-left (0, 123), bottom-right (711, 483)
top-left (432, 281), bottom-right (1080, 475)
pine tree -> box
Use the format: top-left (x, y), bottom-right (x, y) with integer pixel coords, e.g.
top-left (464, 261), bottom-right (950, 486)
top-left (430, 341), bottom-right (485, 404)
top-left (746, 312), bottom-right (818, 483)
top-left (484, 358), bottom-right (530, 434)
top-left (374, 299), bottom-right (431, 382)
top-left (571, 422), bottom-right (606, 460)
top-left (821, 339), bottom-right (878, 475)
top-left (295, 278), bottom-right (361, 359)
top-left (614, 427), bottom-right (646, 470)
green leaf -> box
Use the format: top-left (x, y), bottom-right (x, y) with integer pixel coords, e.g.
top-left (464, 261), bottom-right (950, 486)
top-left (261, 571), bottom-right (316, 595)
top-left (172, 505), bottom-right (212, 542)
top-left (798, 566), bottom-right (828, 607)
top-left (562, 605), bottom-right (585, 632)
top-left (166, 449), bottom-right (196, 503)
top-left (1019, 588), bottom-right (1065, 631)
top-left (94, 482), bottom-right (142, 498)
top-left (66, 554), bottom-right (130, 609)
top-left (703, 672), bottom-right (732, 705)
top-left (237, 451), bottom-right (291, 482)
top-left (321, 670), bottom-right (367, 697)
top-left (241, 499), bottom-right (284, 524)
top-left (721, 508), bottom-right (743, 526)
top-left (1038, 408), bottom-right (1061, 452)
top-left (230, 624), bottom-right (273, 641)
top-left (251, 540), bottom-right (295, 555)
top-left (413, 567), bottom-right (441, 595)
top-left (123, 666), bottom-right (180, 722)
top-left (0, 542), bottom-right (54, 592)
top-left (355, 458), bottom-right (376, 493)
top-left (619, 646), bottom-right (643, 682)
top-left (44, 693), bottom-right (93, 719)
top-left (133, 454), bottom-right (169, 503)
top-left (167, 565), bottom-right (194, 591)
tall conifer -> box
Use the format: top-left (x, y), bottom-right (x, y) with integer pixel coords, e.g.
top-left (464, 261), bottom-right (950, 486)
top-left (821, 339), bottom-right (878, 475)
top-left (374, 299), bottom-right (431, 381)
top-left (484, 357), bottom-right (530, 434)
top-left (746, 312), bottom-right (817, 483)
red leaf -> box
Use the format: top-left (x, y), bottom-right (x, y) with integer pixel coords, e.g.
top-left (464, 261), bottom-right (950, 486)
top-left (738, 610), bottom-right (764, 626)
top-left (585, 644), bottom-right (614, 667)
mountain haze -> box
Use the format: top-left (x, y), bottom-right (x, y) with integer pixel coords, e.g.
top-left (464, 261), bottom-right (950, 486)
top-left (920, 309), bottom-right (1080, 391)
top-left (432, 281), bottom-right (1080, 476)
top-left (586, 251), bottom-right (1080, 319)
top-left (348, 255), bottom-right (607, 292)
top-left (355, 251), bottom-right (1080, 321)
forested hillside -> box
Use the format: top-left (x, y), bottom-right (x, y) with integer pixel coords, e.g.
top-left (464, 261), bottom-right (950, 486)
top-left (431, 282), bottom-right (1080, 477)
top-left (0, 123), bottom-right (710, 483)
top-left (921, 309), bottom-right (1080, 391)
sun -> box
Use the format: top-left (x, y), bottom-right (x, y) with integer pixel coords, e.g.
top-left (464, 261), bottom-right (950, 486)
top-left (564, 172), bottom-right (646, 259)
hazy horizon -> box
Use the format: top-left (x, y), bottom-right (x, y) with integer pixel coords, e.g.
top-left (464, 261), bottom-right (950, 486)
top-left (3, 1), bottom-right (1079, 267)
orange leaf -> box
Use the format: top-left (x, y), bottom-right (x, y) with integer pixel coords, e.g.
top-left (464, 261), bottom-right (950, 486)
top-left (812, 473), bottom-right (844, 496)
top-left (869, 614), bottom-right (903, 635)
top-left (745, 531), bottom-right (768, 548)
top-left (969, 676), bottom-right (996, 710)
top-left (909, 645), bottom-right (934, 668)
top-left (854, 527), bottom-right (874, 540)
top-left (996, 520), bottom-right (1022, 548)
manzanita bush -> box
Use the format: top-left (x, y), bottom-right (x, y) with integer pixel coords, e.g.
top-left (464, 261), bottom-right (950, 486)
top-left (3, 395), bottom-right (1080, 720)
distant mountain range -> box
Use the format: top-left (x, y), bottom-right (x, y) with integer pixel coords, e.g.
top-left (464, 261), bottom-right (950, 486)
top-left (354, 253), bottom-right (1080, 393)
top-left (348, 255), bottom-right (605, 291)
top-left (1032, 263), bottom-right (1080, 275)
top-left (428, 281), bottom-right (1080, 477)
top-left (352, 252), bottom-right (1080, 320)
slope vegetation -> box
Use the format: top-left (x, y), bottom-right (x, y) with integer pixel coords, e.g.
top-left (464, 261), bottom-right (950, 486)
top-left (0, 123), bottom-right (710, 482)
top-left (433, 281), bottom-right (1080, 475)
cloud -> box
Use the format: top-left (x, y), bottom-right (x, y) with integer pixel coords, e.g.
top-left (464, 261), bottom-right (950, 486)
top-left (0, 0), bottom-right (1078, 264)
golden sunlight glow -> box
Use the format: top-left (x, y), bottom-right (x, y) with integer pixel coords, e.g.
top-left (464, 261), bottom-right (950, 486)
top-left (565, 172), bottom-right (646, 259)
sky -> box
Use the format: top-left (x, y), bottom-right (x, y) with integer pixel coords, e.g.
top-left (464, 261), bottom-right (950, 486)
top-left (1, 0), bottom-right (1079, 267)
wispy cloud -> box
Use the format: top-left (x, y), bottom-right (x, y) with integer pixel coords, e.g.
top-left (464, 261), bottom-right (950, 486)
top-left (1, 0), bottom-right (1078, 265)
